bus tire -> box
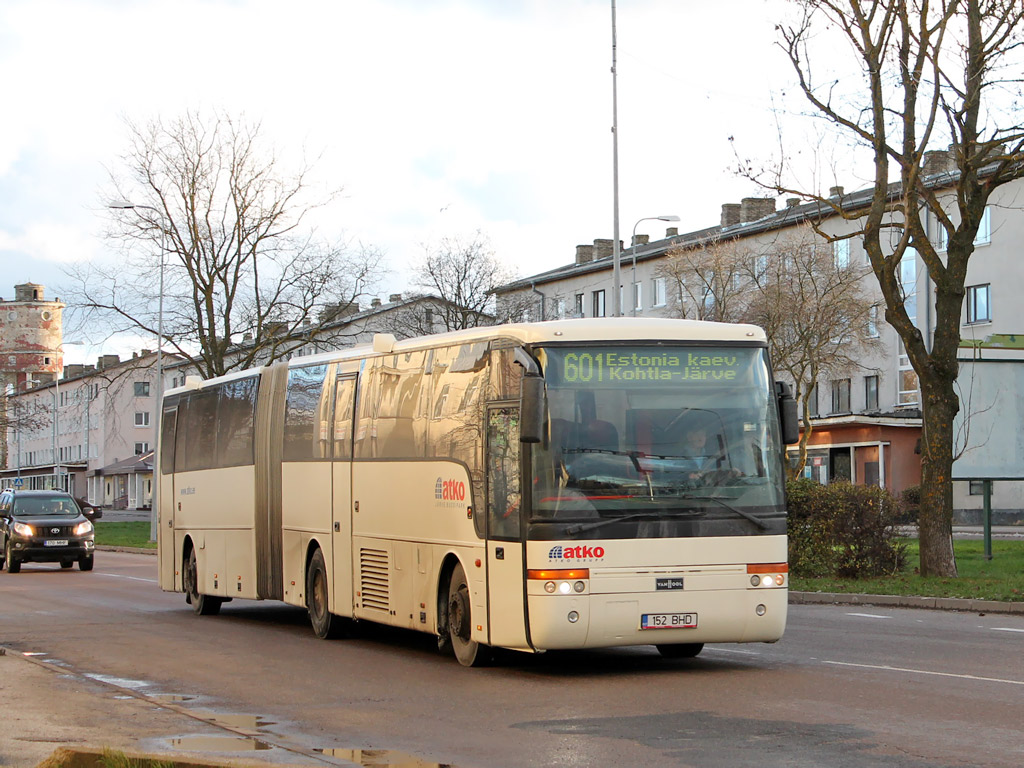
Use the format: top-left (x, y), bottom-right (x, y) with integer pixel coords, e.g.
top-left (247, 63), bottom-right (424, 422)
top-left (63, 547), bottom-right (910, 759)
top-left (656, 643), bottom-right (704, 658)
top-left (447, 562), bottom-right (490, 667)
top-left (184, 546), bottom-right (223, 616)
top-left (307, 548), bottom-right (344, 639)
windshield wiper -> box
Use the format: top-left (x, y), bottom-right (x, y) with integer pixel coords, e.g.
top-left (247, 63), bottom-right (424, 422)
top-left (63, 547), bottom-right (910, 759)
top-left (564, 511), bottom-right (699, 536)
top-left (684, 495), bottom-right (770, 531)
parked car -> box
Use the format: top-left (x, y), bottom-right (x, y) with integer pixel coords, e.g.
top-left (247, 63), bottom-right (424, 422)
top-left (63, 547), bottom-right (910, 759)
top-left (75, 497), bottom-right (103, 522)
top-left (0, 489), bottom-right (95, 572)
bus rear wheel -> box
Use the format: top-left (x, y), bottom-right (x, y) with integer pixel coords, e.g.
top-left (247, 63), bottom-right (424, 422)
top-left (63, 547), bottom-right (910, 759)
top-left (656, 643), bottom-right (704, 658)
top-left (447, 563), bottom-right (490, 667)
top-left (307, 548), bottom-right (344, 639)
top-left (184, 546), bottom-right (223, 616)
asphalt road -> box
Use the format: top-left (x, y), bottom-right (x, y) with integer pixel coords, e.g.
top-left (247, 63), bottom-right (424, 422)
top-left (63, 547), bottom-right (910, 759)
top-left (1, 551), bottom-right (1022, 768)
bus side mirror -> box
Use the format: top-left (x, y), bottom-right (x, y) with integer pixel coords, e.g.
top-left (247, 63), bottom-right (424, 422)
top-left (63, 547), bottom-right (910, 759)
top-left (520, 375), bottom-right (545, 444)
top-left (776, 381), bottom-right (800, 445)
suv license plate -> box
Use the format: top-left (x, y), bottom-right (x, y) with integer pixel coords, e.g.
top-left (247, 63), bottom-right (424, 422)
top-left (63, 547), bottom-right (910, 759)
top-left (44, 539), bottom-right (69, 547)
top-left (641, 612), bottom-right (698, 630)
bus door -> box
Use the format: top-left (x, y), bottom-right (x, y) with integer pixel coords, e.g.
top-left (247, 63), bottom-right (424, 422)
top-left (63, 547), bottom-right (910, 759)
top-left (485, 405), bottom-right (528, 649)
top-left (331, 374), bottom-right (357, 617)
top-left (157, 403), bottom-right (178, 591)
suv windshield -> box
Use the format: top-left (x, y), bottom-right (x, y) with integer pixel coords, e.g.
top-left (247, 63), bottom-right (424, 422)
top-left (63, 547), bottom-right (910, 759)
top-left (12, 496), bottom-right (81, 517)
top-left (530, 344), bottom-right (787, 540)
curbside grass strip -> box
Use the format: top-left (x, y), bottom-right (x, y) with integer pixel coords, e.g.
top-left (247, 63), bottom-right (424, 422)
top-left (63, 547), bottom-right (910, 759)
top-left (791, 591), bottom-right (1024, 615)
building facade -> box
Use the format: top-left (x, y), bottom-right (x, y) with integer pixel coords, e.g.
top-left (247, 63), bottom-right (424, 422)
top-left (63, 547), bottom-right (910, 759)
top-left (493, 165), bottom-right (1024, 520)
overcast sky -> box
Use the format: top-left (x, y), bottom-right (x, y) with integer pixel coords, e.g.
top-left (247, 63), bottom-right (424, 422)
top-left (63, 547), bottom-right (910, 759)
top-left (1, 0), bottom-right (846, 363)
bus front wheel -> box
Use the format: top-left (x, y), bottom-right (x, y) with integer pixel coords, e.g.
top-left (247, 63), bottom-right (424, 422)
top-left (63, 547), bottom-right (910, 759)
top-left (656, 643), bottom-right (704, 658)
top-left (307, 548), bottom-right (344, 639)
top-left (184, 547), bottom-right (223, 616)
top-left (446, 563), bottom-right (490, 667)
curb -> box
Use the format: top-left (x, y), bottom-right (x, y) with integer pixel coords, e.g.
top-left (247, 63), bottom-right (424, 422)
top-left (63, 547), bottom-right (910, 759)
top-left (790, 591), bottom-right (1024, 615)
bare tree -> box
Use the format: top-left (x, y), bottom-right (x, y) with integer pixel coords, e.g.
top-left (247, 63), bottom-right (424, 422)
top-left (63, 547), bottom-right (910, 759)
top-left (410, 232), bottom-right (520, 331)
top-left (656, 236), bottom-right (754, 322)
top-left (763, 0), bottom-right (1024, 576)
top-left (746, 225), bottom-right (882, 478)
top-left (67, 110), bottom-right (382, 379)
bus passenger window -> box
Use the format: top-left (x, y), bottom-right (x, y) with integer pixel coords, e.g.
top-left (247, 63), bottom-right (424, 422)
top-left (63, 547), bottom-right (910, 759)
top-left (487, 407), bottom-right (521, 541)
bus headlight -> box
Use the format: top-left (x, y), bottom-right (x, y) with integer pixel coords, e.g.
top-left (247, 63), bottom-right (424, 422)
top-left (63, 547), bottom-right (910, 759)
top-left (558, 581), bottom-right (572, 595)
top-left (573, 581), bottom-right (586, 593)
top-left (544, 581), bottom-right (556, 593)
top-left (747, 563), bottom-right (788, 588)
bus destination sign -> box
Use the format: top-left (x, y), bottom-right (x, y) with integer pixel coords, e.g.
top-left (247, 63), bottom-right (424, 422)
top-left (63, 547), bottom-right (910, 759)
top-left (550, 348), bottom-right (753, 387)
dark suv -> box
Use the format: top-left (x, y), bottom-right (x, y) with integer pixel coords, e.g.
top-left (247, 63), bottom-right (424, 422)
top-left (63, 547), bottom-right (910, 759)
top-left (0, 489), bottom-right (95, 572)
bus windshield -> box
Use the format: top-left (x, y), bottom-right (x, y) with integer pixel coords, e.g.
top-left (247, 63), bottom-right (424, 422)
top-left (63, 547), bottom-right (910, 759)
top-left (530, 344), bottom-right (787, 540)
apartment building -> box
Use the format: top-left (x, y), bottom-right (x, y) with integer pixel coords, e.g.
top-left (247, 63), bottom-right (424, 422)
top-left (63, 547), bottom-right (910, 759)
top-left (493, 161), bottom-right (1024, 521)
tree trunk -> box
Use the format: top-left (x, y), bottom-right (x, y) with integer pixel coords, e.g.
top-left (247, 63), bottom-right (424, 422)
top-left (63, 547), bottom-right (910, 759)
top-left (916, 375), bottom-right (959, 577)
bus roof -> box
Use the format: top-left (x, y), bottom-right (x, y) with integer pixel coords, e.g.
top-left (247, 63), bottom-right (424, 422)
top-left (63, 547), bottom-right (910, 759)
top-left (290, 317), bottom-right (767, 367)
top-left (166, 318), bottom-right (769, 393)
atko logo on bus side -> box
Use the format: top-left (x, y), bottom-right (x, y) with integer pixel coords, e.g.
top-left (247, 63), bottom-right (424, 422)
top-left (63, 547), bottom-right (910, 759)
top-left (548, 545), bottom-right (606, 562)
top-left (434, 477), bottom-right (467, 508)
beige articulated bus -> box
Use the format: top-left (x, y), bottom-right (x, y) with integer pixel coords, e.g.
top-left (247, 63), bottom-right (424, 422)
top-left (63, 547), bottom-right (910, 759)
top-left (156, 318), bottom-right (798, 666)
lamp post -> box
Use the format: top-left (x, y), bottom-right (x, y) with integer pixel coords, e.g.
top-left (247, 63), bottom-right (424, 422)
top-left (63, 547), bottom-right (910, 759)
top-left (630, 215), bottom-right (680, 316)
top-left (610, 0), bottom-right (623, 317)
top-left (109, 201), bottom-right (167, 541)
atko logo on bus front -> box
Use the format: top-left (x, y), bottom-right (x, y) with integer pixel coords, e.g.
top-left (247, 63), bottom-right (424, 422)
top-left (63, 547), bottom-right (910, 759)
top-left (434, 477), bottom-right (467, 508)
top-left (548, 544), bottom-right (606, 562)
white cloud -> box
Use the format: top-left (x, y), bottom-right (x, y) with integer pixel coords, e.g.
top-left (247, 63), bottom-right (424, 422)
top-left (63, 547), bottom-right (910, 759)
top-left (0, 0), bottom-right (833, 320)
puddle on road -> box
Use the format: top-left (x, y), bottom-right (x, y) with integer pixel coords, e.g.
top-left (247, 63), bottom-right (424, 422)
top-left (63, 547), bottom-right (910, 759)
top-left (149, 693), bottom-right (197, 703)
top-left (82, 672), bottom-right (151, 690)
top-left (188, 710), bottom-right (276, 730)
top-left (317, 748), bottom-right (454, 767)
top-left (170, 735), bottom-right (273, 752)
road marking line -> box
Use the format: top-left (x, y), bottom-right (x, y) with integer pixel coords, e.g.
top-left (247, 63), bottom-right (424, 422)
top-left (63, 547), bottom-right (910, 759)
top-left (847, 612), bottom-right (891, 619)
top-left (823, 660), bottom-right (1024, 687)
top-left (97, 573), bottom-right (158, 584)
top-left (992, 627), bottom-right (1024, 633)
top-left (705, 647), bottom-right (760, 655)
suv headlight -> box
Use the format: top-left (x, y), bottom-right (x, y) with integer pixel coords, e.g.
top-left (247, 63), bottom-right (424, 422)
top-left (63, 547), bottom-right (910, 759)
top-left (73, 521), bottom-right (94, 536)
top-left (13, 521), bottom-right (34, 537)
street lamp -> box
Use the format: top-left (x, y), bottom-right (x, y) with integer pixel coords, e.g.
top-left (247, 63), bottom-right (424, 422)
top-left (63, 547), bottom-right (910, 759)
top-left (108, 201), bottom-right (167, 541)
top-left (630, 215), bottom-right (680, 316)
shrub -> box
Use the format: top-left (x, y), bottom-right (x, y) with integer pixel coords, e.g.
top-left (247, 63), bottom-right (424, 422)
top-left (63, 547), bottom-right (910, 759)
top-left (787, 479), bottom-right (907, 578)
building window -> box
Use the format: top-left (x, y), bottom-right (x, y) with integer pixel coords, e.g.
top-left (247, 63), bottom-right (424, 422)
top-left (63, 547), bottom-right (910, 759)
top-left (652, 277), bottom-right (667, 307)
top-left (968, 480), bottom-right (990, 496)
top-left (592, 290), bottom-right (606, 318)
top-left (134, 381), bottom-right (151, 397)
top-left (831, 378), bottom-right (851, 414)
top-left (975, 206), bottom-right (992, 245)
top-left (867, 304), bottom-right (880, 338)
top-left (966, 284), bottom-right (991, 324)
top-left (632, 282), bottom-right (642, 312)
top-left (134, 442), bottom-right (150, 455)
top-left (134, 412), bottom-right (151, 427)
top-left (865, 375), bottom-right (879, 411)
top-left (574, 293), bottom-right (584, 317)
top-left (833, 238), bottom-right (850, 269)
top-left (806, 384), bottom-right (818, 418)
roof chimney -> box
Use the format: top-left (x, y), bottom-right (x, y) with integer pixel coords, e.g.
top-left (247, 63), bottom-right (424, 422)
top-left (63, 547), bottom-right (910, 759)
top-left (631, 234), bottom-right (650, 248)
top-left (371, 297), bottom-right (382, 308)
top-left (721, 204), bottom-right (741, 227)
top-left (593, 239), bottom-right (614, 261)
top-left (665, 227), bottom-right (678, 237)
top-left (786, 197), bottom-right (801, 208)
top-left (389, 293), bottom-right (402, 303)
top-left (923, 149), bottom-right (956, 176)
top-left (829, 186), bottom-right (845, 198)
top-left (575, 244), bottom-right (594, 264)
top-left (740, 197), bottom-right (776, 223)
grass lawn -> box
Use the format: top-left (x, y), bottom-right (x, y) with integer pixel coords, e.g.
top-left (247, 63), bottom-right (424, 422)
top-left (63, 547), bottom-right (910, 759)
top-left (790, 539), bottom-right (1024, 602)
top-left (94, 521), bottom-right (157, 549)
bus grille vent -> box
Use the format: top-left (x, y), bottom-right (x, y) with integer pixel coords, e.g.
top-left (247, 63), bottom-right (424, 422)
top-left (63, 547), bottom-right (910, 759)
top-left (359, 548), bottom-right (390, 612)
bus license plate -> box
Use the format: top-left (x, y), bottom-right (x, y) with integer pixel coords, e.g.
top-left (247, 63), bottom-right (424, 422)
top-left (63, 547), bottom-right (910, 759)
top-left (44, 539), bottom-right (69, 547)
top-left (641, 612), bottom-right (698, 630)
